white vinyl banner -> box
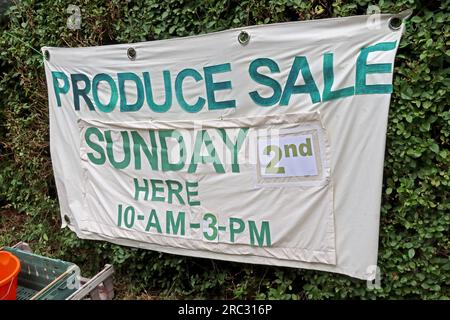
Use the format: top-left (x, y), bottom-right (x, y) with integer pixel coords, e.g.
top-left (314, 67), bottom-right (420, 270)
top-left (43, 14), bottom-right (404, 279)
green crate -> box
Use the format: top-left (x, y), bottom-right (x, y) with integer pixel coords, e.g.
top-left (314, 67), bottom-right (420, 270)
top-left (2, 247), bottom-right (80, 300)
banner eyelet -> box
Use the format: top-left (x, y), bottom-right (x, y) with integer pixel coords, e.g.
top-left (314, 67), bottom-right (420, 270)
top-left (388, 16), bottom-right (402, 31)
top-left (238, 31), bottom-right (250, 45)
top-left (64, 215), bottom-right (71, 224)
top-left (127, 47), bottom-right (137, 60)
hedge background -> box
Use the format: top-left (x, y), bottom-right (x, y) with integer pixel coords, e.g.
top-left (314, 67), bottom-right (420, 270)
top-left (0, 0), bottom-right (448, 299)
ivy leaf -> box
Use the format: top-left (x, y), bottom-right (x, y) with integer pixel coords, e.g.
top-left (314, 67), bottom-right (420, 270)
top-left (407, 149), bottom-right (422, 158)
top-left (430, 143), bottom-right (439, 154)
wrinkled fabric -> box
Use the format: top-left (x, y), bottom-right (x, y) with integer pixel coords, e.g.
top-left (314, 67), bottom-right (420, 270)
top-left (43, 14), bottom-right (403, 279)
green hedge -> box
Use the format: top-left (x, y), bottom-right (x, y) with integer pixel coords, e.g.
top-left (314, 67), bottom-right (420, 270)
top-left (0, 0), bottom-right (448, 299)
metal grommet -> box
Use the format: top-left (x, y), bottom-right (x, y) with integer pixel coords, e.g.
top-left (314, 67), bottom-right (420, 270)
top-left (238, 31), bottom-right (250, 45)
top-left (388, 16), bottom-right (402, 30)
top-left (44, 50), bottom-right (50, 61)
top-left (64, 215), bottom-right (71, 224)
top-left (127, 47), bottom-right (137, 60)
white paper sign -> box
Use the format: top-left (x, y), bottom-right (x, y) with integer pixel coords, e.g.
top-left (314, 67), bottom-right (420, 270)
top-left (258, 133), bottom-right (319, 178)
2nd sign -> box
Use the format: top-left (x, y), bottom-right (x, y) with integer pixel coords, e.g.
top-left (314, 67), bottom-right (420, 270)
top-left (258, 133), bottom-right (319, 178)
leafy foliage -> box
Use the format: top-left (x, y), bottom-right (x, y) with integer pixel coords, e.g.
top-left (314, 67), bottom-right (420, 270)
top-left (0, 0), bottom-right (448, 299)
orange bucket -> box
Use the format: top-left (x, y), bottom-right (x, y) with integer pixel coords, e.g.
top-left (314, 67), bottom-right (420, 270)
top-left (0, 251), bottom-right (21, 300)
